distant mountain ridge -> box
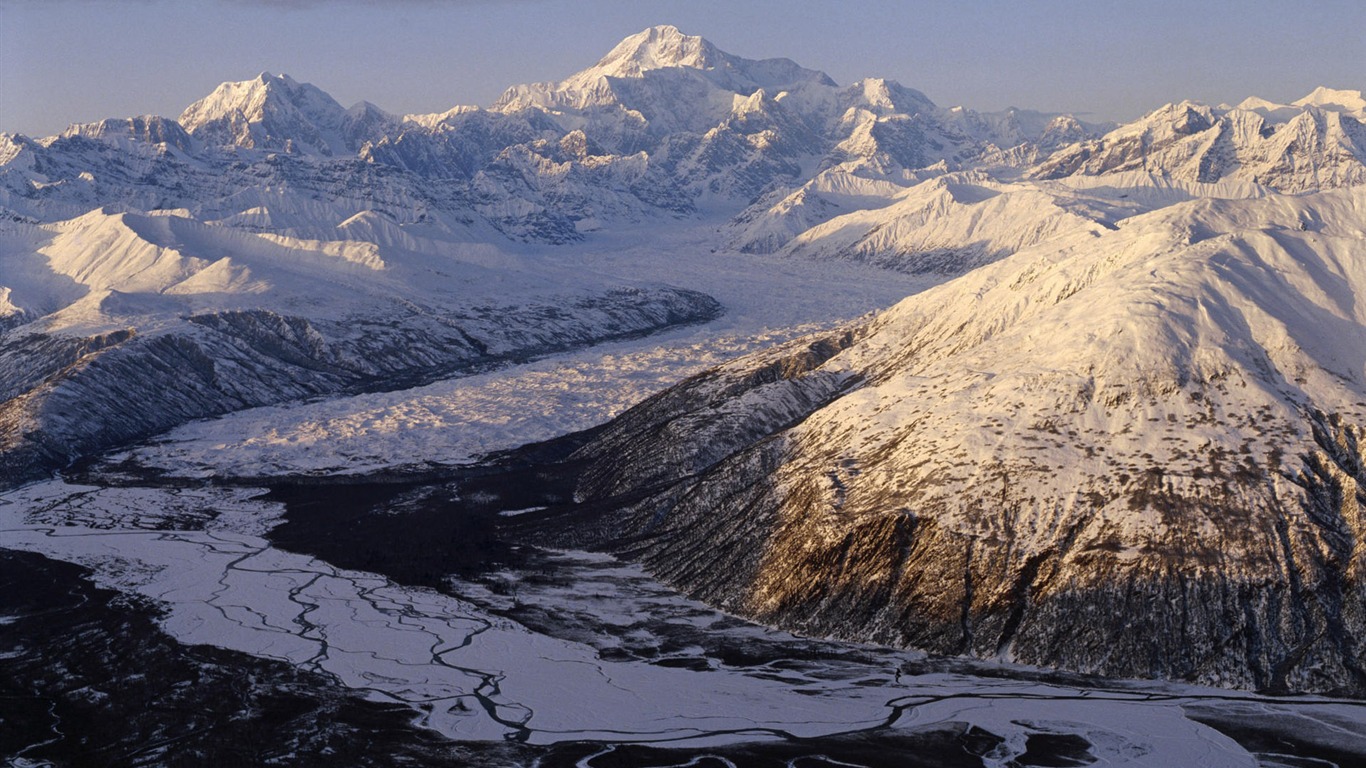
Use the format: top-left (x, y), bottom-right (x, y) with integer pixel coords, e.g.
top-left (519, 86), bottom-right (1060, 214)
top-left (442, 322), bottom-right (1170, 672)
top-left (1, 25), bottom-right (1121, 238)
top-left (4, 26), bottom-right (1358, 248)
top-left (1033, 90), bottom-right (1366, 191)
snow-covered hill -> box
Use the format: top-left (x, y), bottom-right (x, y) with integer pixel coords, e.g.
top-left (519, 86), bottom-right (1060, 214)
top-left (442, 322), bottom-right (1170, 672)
top-left (542, 186), bottom-right (1366, 696)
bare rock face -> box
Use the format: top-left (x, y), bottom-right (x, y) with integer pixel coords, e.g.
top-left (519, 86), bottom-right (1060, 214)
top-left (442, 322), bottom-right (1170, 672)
top-left (538, 187), bottom-right (1366, 696)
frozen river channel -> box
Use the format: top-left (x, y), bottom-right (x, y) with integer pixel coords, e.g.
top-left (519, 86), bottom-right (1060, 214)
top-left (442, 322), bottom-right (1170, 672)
top-left (3, 474), bottom-right (1363, 767)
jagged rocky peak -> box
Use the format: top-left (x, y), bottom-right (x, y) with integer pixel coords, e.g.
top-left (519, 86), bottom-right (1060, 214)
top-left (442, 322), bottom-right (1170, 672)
top-left (557, 128), bottom-right (604, 159)
top-left (0, 133), bottom-right (34, 163)
top-left (1037, 113), bottom-right (1089, 146)
top-left (340, 100), bottom-right (400, 148)
top-left (178, 72), bottom-right (357, 155)
top-left (1145, 100), bottom-right (1218, 135)
top-left (1043, 99), bottom-right (1214, 147)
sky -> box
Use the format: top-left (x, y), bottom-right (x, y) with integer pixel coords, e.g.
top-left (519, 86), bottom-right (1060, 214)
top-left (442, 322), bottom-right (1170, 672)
top-left (1, 0), bottom-right (1363, 137)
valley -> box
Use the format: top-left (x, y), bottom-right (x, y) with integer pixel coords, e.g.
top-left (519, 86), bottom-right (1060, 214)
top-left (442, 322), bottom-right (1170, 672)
top-left (4, 455), bottom-right (1362, 766)
top-left (2, 22), bottom-right (1365, 766)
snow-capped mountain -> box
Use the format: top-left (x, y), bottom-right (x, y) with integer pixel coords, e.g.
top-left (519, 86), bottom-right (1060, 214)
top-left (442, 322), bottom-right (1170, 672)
top-left (1033, 89), bottom-right (1366, 191)
top-left (536, 185), bottom-right (1366, 696)
top-left (178, 72), bottom-right (401, 156)
top-left (727, 170), bottom-right (1275, 275)
top-left (2, 22), bottom-right (1365, 718)
top-left (493, 25), bottom-right (838, 138)
top-left (1, 26), bottom-right (1358, 485)
top-left (0, 25), bottom-right (1125, 486)
top-left (725, 87), bottom-right (1365, 268)
top-left (0, 25), bottom-right (1118, 251)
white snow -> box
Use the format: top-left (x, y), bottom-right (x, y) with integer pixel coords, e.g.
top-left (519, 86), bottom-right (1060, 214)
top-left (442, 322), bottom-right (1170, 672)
top-left (1292, 86), bottom-right (1366, 115)
top-left (772, 185), bottom-right (1366, 560)
top-left (105, 217), bottom-right (933, 478)
top-left (3, 25), bottom-right (1366, 758)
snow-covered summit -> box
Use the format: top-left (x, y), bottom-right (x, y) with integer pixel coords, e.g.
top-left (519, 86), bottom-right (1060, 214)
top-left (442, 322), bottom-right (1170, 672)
top-left (492, 25), bottom-right (836, 135)
top-left (178, 72), bottom-right (364, 156)
top-left (575, 24), bottom-right (836, 92)
top-left (1232, 87), bottom-right (1366, 122)
top-left (587, 24), bottom-right (724, 79)
top-left (839, 78), bottom-right (937, 117)
top-left (1293, 86), bottom-right (1366, 114)
top-left (1231, 95), bottom-right (1303, 123)
top-left (1033, 89), bottom-right (1366, 191)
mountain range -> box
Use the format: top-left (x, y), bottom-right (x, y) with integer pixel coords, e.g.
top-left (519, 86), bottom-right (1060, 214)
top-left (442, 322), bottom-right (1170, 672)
top-left (2, 25), bottom-right (1364, 697)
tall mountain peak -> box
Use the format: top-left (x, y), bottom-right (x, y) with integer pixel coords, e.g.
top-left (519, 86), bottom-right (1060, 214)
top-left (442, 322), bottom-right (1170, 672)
top-left (178, 72), bottom-right (354, 155)
top-left (590, 24), bottom-right (720, 78)
top-left (179, 72), bottom-right (318, 127)
top-left (561, 24), bottom-right (835, 92)
top-left (493, 25), bottom-right (837, 135)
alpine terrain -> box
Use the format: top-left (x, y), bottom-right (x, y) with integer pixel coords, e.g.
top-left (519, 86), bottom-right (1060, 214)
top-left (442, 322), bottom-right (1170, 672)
top-left (2, 23), bottom-right (1364, 766)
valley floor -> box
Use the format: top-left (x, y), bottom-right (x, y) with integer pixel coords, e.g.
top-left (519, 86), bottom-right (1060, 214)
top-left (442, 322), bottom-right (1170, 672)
top-left (3, 478), bottom-right (1363, 767)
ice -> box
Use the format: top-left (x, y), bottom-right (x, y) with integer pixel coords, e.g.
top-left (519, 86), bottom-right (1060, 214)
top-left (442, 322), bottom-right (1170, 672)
top-left (107, 218), bottom-right (933, 479)
top-left (3, 480), bottom-right (1356, 762)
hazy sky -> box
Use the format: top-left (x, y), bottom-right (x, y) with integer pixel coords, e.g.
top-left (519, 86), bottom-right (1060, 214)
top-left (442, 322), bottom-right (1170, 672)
top-left (2, 0), bottom-right (1363, 137)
